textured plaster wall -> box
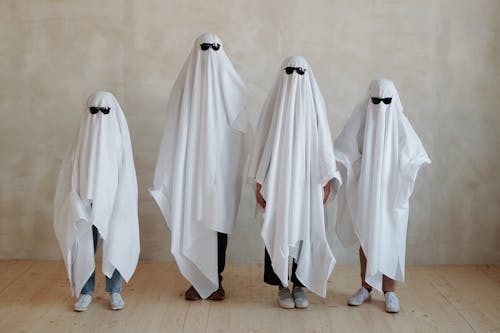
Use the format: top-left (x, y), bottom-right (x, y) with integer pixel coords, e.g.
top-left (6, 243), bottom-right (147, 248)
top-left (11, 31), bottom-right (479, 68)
top-left (1, 0), bottom-right (499, 264)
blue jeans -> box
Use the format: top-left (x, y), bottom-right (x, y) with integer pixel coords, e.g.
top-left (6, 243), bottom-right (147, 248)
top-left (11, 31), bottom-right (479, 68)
top-left (81, 226), bottom-right (122, 295)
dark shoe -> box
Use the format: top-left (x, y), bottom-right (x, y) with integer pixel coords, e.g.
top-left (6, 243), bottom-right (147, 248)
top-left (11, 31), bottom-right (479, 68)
top-left (208, 285), bottom-right (225, 301)
top-left (185, 286), bottom-right (202, 301)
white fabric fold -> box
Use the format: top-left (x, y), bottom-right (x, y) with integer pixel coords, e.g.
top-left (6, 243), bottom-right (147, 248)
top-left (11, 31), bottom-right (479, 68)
top-left (248, 56), bottom-right (341, 297)
top-left (335, 79), bottom-right (431, 291)
top-left (149, 32), bottom-right (249, 299)
top-left (53, 91), bottom-right (140, 296)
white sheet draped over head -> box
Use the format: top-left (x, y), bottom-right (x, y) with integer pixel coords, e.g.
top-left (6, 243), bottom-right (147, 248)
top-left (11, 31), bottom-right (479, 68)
top-left (53, 91), bottom-right (140, 296)
top-left (149, 32), bottom-right (248, 298)
top-left (248, 56), bottom-right (341, 297)
top-left (335, 79), bottom-right (430, 291)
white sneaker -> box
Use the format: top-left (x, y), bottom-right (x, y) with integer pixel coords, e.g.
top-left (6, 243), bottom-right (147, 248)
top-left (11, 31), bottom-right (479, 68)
top-left (292, 286), bottom-right (309, 309)
top-left (384, 292), bottom-right (400, 313)
top-left (278, 287), bottom-right (295, 309)
top-left (74, 294), bottom-right (92, 312)
top-left (347, 287), bottom-right (371, 306)
top-left (110, 293), bottom-right (125, 310)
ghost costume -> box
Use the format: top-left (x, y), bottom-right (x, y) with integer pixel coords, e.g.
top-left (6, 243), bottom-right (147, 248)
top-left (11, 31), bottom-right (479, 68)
top-left (53, 92), bottom-right (140, 296)
top-left (335, 79), bottom-right (430, 292)
top-left (248, 56), bottom-right (341, 298)
top-left (149, 32), bottom-right (248, 299)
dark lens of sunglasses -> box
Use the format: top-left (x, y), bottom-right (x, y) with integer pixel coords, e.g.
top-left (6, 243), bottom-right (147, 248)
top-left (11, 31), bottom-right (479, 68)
top-left (89, 107), bottom-right (99, 114)
top-left (296, 68), bottom-right (305, 75)
top-left (200, 43), bottom-right (210, 50)
top-left (285, 67), bottom-right (294, 75)
top-left (382, 98), bottom-right (392, 104)
top-left (212, 43), bottom-right (220, 51)
top-left (101, 108), bottom-right (110, 114)
top-left (371, 97), bottom-right (382, 104)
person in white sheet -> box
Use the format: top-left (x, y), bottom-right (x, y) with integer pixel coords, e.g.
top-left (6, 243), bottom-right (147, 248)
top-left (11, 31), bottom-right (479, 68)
top-left (53, 91), bottom-right (140, 312)
top-left (150, 32), bottom-right (249, 301)
top-left (248, 56), bottom-right (341, 309)
top-left (334, 79), bottom-right (430, 313)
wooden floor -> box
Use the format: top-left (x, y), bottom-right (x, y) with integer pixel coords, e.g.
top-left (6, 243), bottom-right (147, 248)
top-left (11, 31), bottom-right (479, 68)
top-left (0, 261), bottom-right (499, 333)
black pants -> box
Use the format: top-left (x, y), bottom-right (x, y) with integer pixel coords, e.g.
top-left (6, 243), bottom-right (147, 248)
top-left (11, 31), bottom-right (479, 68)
top-left (263, 249), bottom-right (304, 287)
top-left (217, 232), bottom-right (228, 284)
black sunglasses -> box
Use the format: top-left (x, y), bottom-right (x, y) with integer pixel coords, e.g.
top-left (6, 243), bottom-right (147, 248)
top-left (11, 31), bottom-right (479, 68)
top-left (371, 97), bottom-right (392, 105)
top-left (200, 43), bottom-right (220, 51)
top-left (89, 106), bottom-right (111, 114)
top-left (284, 67), bottom-right (306, 75)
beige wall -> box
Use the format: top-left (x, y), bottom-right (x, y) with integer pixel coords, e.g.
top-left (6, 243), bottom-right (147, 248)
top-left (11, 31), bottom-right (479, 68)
top-left (1, 0), bottom-right (499, 264)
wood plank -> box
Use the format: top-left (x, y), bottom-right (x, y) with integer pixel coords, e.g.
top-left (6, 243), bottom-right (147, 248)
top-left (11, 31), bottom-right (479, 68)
top-left (428, 265), bottom-right (500, 333)
top-left (0, 260), bottom-right (33, 294)
top-left (0, 261), bottom-right (499, 333)
top-left (119, 261), bottom-right (189, 332)
top-left (0, 261), bottom-right (68, 332)
top-left (477, 264), bottom-right (500, 284)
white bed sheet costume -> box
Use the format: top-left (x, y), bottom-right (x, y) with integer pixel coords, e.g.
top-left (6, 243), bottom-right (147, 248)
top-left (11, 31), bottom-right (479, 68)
top-left (248, 56), bottom-right (341, 298)
top-left (335, 79), bottom-right (431, 291)
top-left (53, 91), bottom-right (140, 296)
top-left (149, 32), bottom-right (249, 299)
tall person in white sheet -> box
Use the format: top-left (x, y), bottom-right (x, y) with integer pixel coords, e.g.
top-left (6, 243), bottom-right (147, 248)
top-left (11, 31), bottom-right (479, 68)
top-left (150, 32), bottom-right (250, 301)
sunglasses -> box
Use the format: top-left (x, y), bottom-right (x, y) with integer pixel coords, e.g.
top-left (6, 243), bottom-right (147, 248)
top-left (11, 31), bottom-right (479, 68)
top-left (89, 106), bottom-right (111, 114)
top-left (200, 43), bottom-right (221, 51)
top-left (371, 97), bottom-right (392, 105)
top-left (284, 67), bottom-right (306, 75)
